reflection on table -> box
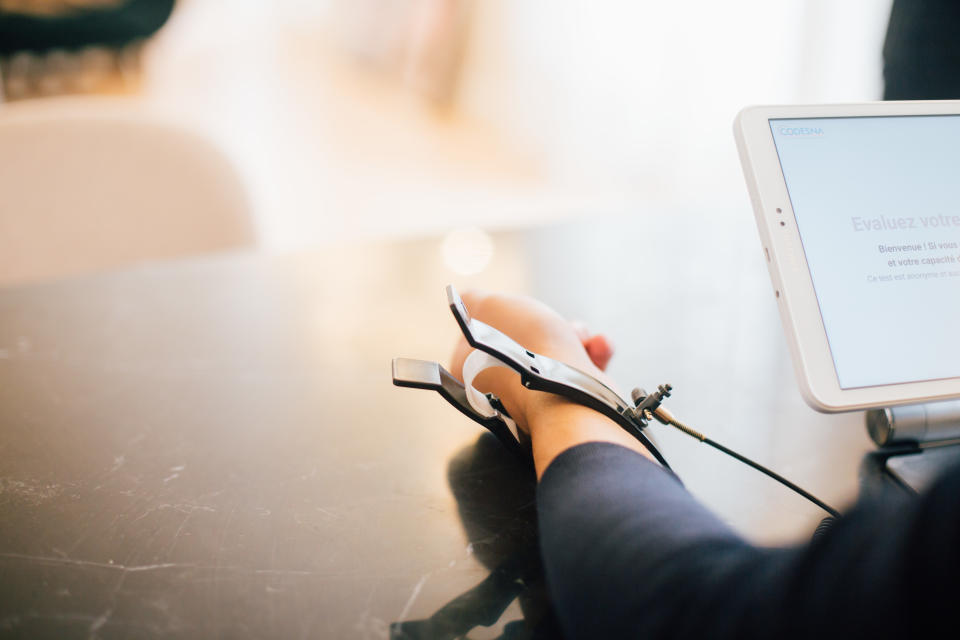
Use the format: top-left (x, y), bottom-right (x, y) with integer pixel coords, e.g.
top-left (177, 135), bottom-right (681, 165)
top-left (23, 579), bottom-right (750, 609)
top-left (0, 213), bottom-right (876, 637)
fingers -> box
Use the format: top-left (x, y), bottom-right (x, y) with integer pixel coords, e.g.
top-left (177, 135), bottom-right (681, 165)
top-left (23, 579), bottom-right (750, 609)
top-left (584, 334), bottom-right (614, 371)
top-left (572, 320), bottom-right (613, 370)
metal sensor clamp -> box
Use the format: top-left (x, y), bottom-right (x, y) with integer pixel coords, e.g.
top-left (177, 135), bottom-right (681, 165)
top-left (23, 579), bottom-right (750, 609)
top-left (392, 285), bottom-right (672, 469)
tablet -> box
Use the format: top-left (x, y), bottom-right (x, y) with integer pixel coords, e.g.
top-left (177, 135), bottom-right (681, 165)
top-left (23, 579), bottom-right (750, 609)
top-left (734, 101), bottom-right (960, 412)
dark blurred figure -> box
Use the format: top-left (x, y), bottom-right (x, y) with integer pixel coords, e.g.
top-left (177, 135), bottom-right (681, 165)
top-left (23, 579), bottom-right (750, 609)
top-left (884, 0), bottom-right (960, 99)
top-left (0, 0), bottom-right (175, 99)
top-left (0, 0), bottom-right (174, 54)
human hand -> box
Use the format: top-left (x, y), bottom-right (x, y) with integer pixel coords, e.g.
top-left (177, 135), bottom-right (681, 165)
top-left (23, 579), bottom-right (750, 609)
top-left (448, 291), bottom-right (653, 474)
top-left (448, 290), bottom-right (614, 432)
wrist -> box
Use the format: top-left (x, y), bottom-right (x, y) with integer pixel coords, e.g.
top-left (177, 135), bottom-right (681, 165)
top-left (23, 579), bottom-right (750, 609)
top-left (523, 393), bottom-right (655, 478)
top-left (525, 393), bottom-right (593, 433)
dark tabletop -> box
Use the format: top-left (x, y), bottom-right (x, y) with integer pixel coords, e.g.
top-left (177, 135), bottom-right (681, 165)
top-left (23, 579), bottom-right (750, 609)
top-left (0, 211), bottom-right (877, 638)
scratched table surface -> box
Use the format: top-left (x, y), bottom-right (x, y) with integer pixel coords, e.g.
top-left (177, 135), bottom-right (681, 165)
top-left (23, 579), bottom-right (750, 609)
top-left (0, 211), bottom-right (880, 638)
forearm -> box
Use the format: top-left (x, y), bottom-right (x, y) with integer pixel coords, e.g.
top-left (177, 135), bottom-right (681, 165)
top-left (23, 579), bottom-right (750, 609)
top-left (536, 438), bottom-right (960, 639)
top-left (526, 394), bottom-right (654, 479)
top-left (537, 442), bottom-right (759, 638)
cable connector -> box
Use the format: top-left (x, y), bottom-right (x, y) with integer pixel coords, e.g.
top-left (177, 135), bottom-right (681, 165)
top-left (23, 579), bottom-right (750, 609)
top-left (630, 384), bottom-right (673, 424)
top-left (630, 384), bottom-right (704, 439)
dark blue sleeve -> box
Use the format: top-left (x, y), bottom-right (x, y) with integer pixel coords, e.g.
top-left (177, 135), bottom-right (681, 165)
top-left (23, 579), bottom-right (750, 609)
top-left (537, 442), bottom-right (960, 639)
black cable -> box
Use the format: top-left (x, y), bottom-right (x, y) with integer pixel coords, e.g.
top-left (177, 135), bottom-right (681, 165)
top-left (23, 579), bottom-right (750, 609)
top-left (701, 435), bottom-right (841, 518)
top-left (658, 413), bottom-right (841, 518)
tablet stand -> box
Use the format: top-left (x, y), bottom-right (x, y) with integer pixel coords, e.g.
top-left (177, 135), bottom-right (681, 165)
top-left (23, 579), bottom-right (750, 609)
top-left (865, 400), bottom-right (960, 493)
top-left (866, 400), bottom-right (960, 446)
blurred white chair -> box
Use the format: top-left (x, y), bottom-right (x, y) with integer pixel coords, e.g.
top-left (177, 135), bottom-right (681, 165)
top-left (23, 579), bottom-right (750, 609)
top-left (0, 97), bottom-right (255, 286)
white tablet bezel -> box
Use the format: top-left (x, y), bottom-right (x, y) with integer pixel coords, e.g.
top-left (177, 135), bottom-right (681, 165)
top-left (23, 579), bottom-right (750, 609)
top-left (734, 100), bottom-right (960, 412)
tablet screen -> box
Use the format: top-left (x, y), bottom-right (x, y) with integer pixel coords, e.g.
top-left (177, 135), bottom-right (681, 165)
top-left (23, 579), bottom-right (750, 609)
top-left (770, 115), bottom-right (960, 389)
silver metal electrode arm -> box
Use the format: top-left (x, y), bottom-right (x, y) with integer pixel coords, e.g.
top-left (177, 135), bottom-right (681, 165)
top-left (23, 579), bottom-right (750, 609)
top-left (392, 357), bottom-right (531, 462)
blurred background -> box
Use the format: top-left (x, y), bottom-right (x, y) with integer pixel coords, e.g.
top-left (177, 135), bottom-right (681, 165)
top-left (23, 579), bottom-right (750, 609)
top-left (0, 0), bottom-right (913, 286)
top-left (134, 0), bottom-right (891, 248)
